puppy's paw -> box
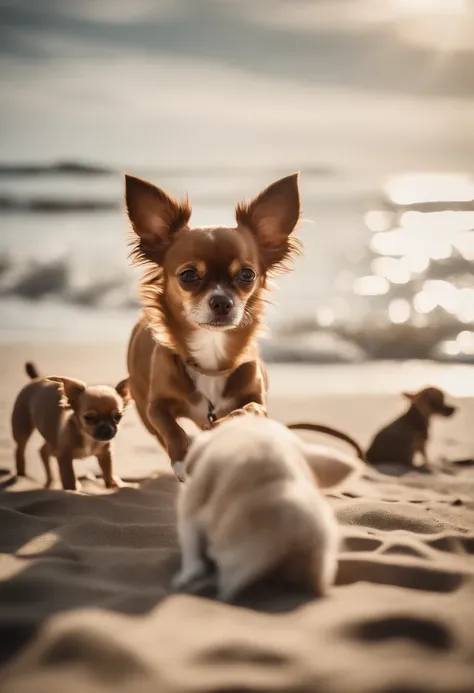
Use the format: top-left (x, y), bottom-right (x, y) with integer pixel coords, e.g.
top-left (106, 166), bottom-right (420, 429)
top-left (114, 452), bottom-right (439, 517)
top-left (172, 571), bottom-right (190, 590)
top-left (172, 564), bottom-right (210, 592)
top-left (213, 405), bottom-right (265, 428)
top-left (212, 409), bottom-right (246, 427)
top-left (173, 462), bottom-right (186, 483)
top-left (107, 475), bottom-right (125, 489)
top-left (64, 479), bottom-right (82, 493)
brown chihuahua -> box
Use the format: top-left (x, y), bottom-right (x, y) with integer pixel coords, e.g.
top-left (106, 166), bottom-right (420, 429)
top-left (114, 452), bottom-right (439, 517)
top-left (366, 387), bottom-right (456, 471)
top-left (11, 363), bottom-right (131, 490)
top-left (125, 173), bottom-right (301, 480)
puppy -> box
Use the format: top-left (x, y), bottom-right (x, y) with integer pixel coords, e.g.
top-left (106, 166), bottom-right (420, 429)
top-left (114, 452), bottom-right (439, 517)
top-left (173, 416), bottom-right (359, 601)
top-left (366, 387), bottom-right (456, 470)
top-left (125, 173), bottom-right (301, 481)
top-left (11, 362), bottom-right (131, 490)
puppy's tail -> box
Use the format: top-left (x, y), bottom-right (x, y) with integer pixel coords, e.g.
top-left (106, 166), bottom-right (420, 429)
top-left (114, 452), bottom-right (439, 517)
top-left (288, 423), bottom-right (366, 462)
top-left (25, 362), bottom-right (40, 380)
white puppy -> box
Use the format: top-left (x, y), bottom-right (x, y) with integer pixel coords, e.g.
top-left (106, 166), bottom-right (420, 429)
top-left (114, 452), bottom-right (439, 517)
top-left (173, 416), bottom-right (359, 601)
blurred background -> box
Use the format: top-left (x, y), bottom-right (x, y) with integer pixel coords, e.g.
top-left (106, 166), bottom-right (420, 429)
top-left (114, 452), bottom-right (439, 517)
top-left (1, 0), bottom-right (474, 368)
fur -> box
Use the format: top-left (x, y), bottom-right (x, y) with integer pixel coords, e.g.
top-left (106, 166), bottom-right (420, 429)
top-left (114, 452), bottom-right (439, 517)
top-left (173, 416), bottom-right (359, 600)
top-left (125, 173), bottom-right (301, 480)
top-left (366, 386), bottom-right (456, 470)
top-left (11, 362), bottom-right (132, 490)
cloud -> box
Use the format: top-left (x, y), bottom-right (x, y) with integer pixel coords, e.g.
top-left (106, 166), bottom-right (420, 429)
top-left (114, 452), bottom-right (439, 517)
top-left (1, 37), bottom-right (473, 171)
top-left (0, 0), bottom-right (473, 98)
top-left (0, 0), bottom-right (473, 170)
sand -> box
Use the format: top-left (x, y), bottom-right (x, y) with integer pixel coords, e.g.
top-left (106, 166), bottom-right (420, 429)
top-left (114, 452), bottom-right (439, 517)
top-left (1, 343), bottom-right (474, 693)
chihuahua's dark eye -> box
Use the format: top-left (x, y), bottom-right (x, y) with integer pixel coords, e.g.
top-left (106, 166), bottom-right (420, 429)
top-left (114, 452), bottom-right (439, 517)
top-left (112, 412), bottom-right (123, 423)
top-left (83, 414), bottom-right (97, 425)
top-left (179, 268), bottom-right (199, 285)
top-left (237, 267), bottom-right (256, 284)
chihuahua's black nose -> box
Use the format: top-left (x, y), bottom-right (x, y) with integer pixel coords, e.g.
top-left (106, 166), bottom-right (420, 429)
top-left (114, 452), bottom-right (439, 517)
top-left (95, 424), bottom-right (116, 441)
top-left (209, 294), bottom-right (233, 317)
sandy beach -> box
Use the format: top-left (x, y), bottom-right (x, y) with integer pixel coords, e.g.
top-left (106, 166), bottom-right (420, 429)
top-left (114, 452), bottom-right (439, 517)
top-left (0, 343), bottom-right (474, 692)
top-left (2, 0), bottom-right (474, 689)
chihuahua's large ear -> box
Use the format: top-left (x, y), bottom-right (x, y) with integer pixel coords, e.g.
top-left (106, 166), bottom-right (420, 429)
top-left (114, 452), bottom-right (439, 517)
top-left (46, 376), bottom-right (86, 410)
top-left (301, 442), bottom-right (359, 489)
top-left (115, 378), bottom-right (133, 407)
top-left (403, 392), bottom-right (416, 401)
top-left (235, 173), bottom-right (301, 271)
top-left (125, 174), bottom-right (192, 266)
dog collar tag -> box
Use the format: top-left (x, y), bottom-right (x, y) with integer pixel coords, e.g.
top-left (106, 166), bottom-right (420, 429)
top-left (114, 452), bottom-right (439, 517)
top-left (208, 402), bottom-right (217, 425)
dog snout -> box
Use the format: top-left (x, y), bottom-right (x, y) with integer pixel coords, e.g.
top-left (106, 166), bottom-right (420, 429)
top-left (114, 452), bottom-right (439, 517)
top-left (209, 294), bottom-right (233, 317)
top-left (94, 423), bottom-right (116, 441)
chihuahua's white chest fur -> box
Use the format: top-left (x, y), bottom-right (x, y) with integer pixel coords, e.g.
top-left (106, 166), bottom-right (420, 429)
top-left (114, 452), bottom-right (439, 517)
top-left (186, 330), bottom-right (231, 426)
top-left (188, 330), bottom-right (228, 371)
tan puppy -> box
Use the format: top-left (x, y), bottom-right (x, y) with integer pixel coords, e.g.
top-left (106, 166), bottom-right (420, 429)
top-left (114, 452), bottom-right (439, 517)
top-left (366, 386), bottom-right (456, 471)
top-left (173, 416), bottom-right (359, 601)
top-left (11, 363), bottom-right (131, 490)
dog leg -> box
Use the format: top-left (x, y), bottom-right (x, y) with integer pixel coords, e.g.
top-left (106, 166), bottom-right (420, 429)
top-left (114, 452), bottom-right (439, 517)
top-left (57, 454), bottom-right (77, 491)
top-left (413, 442), bottom-right (433, 473)
top-left (173, 518), bottom-right (208, 590)
top-left (147, 399), bottom-right (190, 479)
top-left (421, 448), bottom-right (431, 468)
top-left (172, 461), bottom-right (186, 483)
top-left (12, 398), bottom-right (34, 477)
top-left (213, 402), bottom-right (267, 427)
top-left (217, 548), bottom-right (271, 602)
top-left (15, 441), bottom-right (28, 477)
top-left (14, 427), bottom-right (33, 477)
top-left (96, 448), bottom-right (121, 488)
top-left (39, 443), bottom-right (53, 487)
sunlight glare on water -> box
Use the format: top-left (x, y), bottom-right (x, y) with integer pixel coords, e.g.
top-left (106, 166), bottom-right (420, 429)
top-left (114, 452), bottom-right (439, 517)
top-left (371, 257), bottom-right (411, 284)
top-left (385, 173), bottom-right (474, 206)
top-left (364, 210), bottom-right (394, 232)
top-left (389, 298), bottom-right (411, 324)
top-left (353, 275), bottom-right (390, 297)
top-left (401, 210), bottom-right (474, 234)
top-left (358, 173), bottom-right (474, 328)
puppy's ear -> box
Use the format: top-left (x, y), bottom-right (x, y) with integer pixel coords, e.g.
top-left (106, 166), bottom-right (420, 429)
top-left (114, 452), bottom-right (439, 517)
top-left (115, 378), bottom-right (132, 407)
top-left (403, 392), bottom-right (416, 401)
top-left (125, 174), bottom-right (192, 266)
top-left (235, 173), bottom-right (301, 272)
top-left (302, 442), bottom-right (359, 489)
top-left (46, 376), bottom-right (86, 410)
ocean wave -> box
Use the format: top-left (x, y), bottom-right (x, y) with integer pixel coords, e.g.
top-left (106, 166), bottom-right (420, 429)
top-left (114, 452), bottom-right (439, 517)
top-left (0, 196), bottom-right (119, 213)
top-left (0, 159), bottom-right (343, 215)
top-left (1, 255), bottom-right (472, 363)
top-left (0, 161), bottom-right (113, 177)
top-left (0, 159), bottom-right (336, 179)
top-left (261, 332), bottom-right (366, 364)
top-left (0, 255), bottom-right (138, 309)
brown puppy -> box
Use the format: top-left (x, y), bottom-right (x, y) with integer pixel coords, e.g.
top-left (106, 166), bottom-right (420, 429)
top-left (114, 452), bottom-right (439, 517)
top-left (366, 387), bottom-right (456, 471)
top-left (11, 362), bottom-right (131, 490)
top-left (125, 173), bottom-right (301, 480)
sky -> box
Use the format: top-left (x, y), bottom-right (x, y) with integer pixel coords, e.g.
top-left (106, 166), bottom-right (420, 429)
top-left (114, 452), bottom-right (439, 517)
top-left (1, 0), bottom-right (474, 174)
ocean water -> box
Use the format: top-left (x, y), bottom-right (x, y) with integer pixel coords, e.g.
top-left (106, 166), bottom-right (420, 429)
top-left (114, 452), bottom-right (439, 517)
top-left (0, 165), bottom-right (373, 343)
top-left (1, 0), bottom-right (474, 359)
